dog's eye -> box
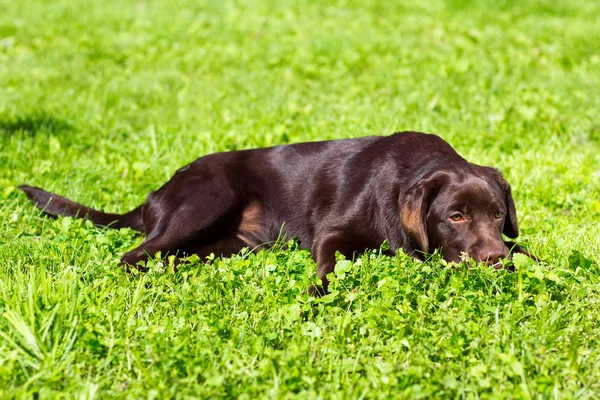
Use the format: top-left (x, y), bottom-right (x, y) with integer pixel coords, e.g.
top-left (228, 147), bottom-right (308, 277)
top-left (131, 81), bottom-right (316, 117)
top-left (449, 213), bottom-right (464, 222)
top-left (495, 211), bottom-right (505, 219)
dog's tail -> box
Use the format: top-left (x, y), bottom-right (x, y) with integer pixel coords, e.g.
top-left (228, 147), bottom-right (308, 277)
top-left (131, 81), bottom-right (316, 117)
top-left (19, 185), bottom-right (144, 232)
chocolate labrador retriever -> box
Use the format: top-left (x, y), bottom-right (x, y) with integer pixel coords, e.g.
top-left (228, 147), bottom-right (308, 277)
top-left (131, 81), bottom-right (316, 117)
top-left (20, 131), bottom-right (530, 293)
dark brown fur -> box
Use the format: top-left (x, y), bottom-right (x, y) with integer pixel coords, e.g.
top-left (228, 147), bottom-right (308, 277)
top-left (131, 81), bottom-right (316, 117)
top-left (20, 132), bottom-right (533, 294)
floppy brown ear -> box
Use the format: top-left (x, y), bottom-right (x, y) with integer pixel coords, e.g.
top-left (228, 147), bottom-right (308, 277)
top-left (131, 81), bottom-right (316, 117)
top-left (399, 172), bottom-right (446, 254)
top-left (491, 169), bottom-right (519, 238)
top-left (399, 195), bottom-right (429, 253)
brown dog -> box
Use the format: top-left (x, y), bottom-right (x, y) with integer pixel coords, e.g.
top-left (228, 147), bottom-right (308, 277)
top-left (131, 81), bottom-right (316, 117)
top-left (20, 132), bottom-right (531, 294)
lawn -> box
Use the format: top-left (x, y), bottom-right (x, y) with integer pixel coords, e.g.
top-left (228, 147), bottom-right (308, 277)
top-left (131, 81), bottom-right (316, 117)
top-left (1, 0), bottom-right (600, 397)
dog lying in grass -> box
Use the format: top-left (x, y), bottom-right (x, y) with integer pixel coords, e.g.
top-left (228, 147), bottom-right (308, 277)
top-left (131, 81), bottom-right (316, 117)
top-left (20, 131), bottom-right (534, 294)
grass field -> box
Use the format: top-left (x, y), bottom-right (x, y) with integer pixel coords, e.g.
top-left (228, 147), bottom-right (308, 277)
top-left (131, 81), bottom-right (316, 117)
top-left (1, 0), bottom-right (600, 397)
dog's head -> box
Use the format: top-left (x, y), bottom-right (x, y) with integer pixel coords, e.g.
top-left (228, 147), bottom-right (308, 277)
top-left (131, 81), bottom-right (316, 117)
top-left (399, 165), bottom-right (518, 266)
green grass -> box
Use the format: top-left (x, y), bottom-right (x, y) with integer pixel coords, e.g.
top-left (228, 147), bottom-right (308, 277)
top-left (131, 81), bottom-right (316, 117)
top-left (1, 0), bottom-right (600, 397)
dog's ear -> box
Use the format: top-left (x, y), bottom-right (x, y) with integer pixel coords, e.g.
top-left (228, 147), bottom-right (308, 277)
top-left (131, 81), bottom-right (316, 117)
top-left (399, 172), bottom-right (446, 254)
top-left (491, 169), bottom-right (519, 238)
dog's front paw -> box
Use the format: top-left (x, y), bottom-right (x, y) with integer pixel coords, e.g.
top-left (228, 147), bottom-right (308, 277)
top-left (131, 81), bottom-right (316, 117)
top-left (307, 284), bottom-right (327, 297)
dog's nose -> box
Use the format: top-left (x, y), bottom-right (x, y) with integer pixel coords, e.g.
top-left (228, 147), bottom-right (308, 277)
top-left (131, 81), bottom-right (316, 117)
top-left (477, 246), bottom-right (508, 265)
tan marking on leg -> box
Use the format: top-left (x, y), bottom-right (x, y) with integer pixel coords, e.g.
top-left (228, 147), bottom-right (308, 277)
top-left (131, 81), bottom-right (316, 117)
top-left (236, 201), bottom-right (264, 247)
